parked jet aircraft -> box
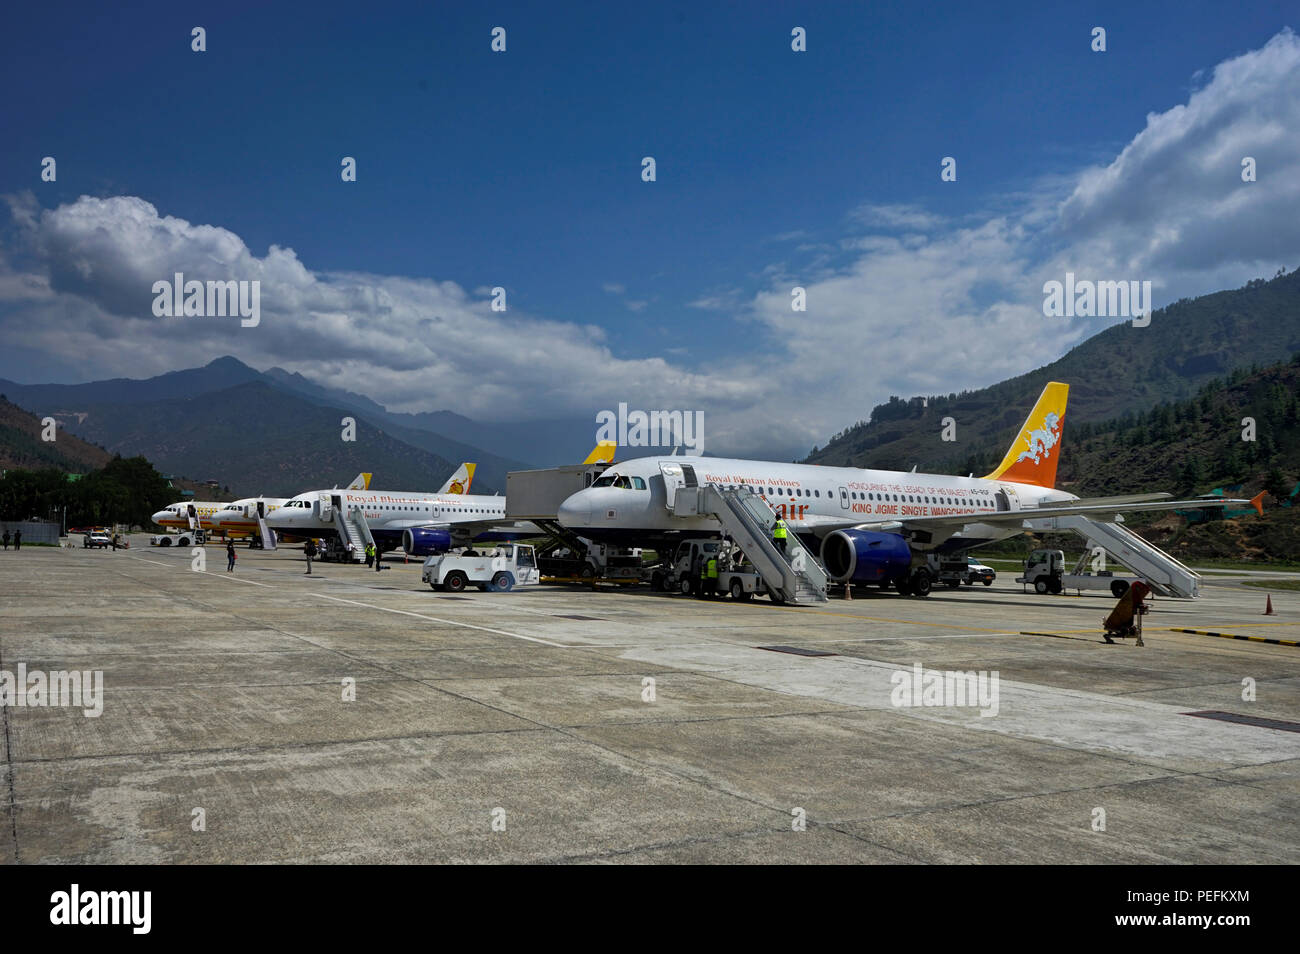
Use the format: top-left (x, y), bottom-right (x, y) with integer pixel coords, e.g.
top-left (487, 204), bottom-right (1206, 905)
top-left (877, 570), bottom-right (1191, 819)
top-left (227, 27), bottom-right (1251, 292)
top-left (557, 382), bottom-right (1262, 593)
top-left (265, 471), bottom-right (534, 555)
top-left (209, 465), bottom-right (477, 540)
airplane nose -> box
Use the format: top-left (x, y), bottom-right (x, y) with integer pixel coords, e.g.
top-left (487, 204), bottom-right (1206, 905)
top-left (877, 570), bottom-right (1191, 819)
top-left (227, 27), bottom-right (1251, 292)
top-left (557, 491), bottom-right (591, 528)
top-left (151, 510), bottom-right (169, 524)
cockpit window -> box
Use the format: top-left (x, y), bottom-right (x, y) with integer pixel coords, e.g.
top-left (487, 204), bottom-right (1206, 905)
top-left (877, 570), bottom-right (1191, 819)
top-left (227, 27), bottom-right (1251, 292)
top-left (592, 474), bottom-right (643, 489)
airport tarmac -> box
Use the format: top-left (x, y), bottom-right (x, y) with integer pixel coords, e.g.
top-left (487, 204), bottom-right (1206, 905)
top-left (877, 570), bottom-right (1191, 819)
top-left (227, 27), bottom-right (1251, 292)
top-left (2, 537), bottom-right (1298, 864)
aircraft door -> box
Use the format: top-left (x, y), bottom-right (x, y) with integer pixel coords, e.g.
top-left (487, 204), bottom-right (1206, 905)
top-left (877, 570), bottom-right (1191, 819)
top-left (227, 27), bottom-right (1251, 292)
top-left (995, 489), bottom-right (1012, 512)
top-left (318, 493), bottom-right (333, 521)
top-left (659, 462), bottom-right (686, 510)
top-left (256, 500), bottom-right (265, 518)
top-left (839, 486), bottom-right (850, 510)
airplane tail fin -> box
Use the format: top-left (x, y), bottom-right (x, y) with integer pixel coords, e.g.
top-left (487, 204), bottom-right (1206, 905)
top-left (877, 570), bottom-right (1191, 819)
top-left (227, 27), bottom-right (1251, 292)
top-left (346, 473), bottom-right (372, 490)
top-left (437, 463), bottom-right (476, 495)
top-left (982, 382), bottom-right (1068, 489)
top-left (583, 441), bottom-right (617, 465)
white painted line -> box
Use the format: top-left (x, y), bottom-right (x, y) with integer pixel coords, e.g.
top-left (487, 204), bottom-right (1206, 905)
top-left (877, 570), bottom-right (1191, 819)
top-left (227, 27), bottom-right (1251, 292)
top-left (309, 593), bottom-right (568, 647)
top-left (127, 556), bottom-right (174, 568)
top-left (200, 571), bottom-right (273, 587)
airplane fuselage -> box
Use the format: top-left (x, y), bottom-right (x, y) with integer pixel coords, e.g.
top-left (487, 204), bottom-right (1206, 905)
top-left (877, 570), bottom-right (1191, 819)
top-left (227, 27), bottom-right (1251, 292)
top-left (266, 488), bottom-right (535, 549)
top-left (557, 455), bottom-right (1075, 553)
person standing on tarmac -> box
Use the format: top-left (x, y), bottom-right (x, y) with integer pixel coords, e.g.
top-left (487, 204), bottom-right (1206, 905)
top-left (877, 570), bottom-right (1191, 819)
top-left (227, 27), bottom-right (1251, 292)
top-left (373, 543), bottom-right (383, 572)
top-left (13, 529), bottom-right (21, 551)
top-left (2, 530), bottom-right (9, 550)
top-left (772, 515), bottom-right (788, 555)
top-left (364, 543), bottom-right (374, 567)
top-left (705, 553), bottom-right (719, 597)
top-left (304, 538), bottom-right (317, 575)
top-left (226, 541), bottom-right (237, 572)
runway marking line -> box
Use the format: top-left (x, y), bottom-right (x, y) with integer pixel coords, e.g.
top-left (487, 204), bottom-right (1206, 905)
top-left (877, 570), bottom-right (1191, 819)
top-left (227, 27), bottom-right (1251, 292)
top-left (309, 593), bottom-right (569, 647)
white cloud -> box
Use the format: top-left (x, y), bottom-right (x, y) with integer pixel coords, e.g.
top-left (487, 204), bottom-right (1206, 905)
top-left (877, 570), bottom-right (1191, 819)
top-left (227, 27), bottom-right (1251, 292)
top-left (2, 31), bottom-right (1299, 460)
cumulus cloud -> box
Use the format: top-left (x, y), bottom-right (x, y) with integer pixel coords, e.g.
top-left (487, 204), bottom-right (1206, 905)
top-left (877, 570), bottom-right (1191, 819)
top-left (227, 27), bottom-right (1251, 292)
top-left (2, 31), bottom-right (1298, 460)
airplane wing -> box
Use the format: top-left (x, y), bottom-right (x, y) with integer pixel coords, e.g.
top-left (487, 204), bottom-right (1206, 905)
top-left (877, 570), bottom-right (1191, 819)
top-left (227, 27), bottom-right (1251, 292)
top-left (796, 493), bottom-right (1264, 535)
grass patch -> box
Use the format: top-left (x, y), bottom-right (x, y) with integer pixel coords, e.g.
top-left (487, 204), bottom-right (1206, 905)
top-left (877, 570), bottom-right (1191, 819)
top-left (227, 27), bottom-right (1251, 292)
top-left (1241, 579), bottom-right (1300, 591)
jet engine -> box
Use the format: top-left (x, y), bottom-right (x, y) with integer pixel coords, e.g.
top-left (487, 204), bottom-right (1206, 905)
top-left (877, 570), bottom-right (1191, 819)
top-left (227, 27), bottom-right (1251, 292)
top-left (402, 527), bottom-right (453, 556)
top-left (820, 529), bottom-right (912, 585)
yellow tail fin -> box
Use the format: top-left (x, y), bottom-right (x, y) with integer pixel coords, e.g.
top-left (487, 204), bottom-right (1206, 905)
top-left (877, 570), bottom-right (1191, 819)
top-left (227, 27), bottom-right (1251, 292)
top-left (982, 382), bottom-right (1068, 488)
top-left (583, 441), bottom-right (617, 464)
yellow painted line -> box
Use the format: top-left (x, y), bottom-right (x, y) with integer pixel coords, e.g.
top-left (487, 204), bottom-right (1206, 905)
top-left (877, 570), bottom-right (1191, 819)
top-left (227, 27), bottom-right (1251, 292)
top-left (788, 606), bottom-right (1013, 633)
top-left (1208, 620), bottom-right (1295, 628)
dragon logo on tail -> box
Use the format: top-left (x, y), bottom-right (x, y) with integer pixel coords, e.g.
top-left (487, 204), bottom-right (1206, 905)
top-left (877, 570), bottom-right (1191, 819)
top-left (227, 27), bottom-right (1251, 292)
top-left (1014, 411), bottom-right (1062, 467)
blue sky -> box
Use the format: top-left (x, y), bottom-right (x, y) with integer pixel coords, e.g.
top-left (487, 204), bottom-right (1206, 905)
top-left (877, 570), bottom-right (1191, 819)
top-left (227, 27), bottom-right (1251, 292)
top-left (2, 2), bottom-right (1298, 457)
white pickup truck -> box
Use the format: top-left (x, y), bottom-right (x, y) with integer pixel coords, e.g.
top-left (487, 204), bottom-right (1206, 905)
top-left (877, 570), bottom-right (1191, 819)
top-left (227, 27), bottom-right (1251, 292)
top-left (421, 544), bottom-right (539, 593)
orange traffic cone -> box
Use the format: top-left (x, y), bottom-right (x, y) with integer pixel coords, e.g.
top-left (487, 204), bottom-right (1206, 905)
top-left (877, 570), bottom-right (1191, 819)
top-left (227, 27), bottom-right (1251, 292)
top-left (1265, 595), bottom-right (1275, 615)
top-left (844, 583), bottom-right (853, 600)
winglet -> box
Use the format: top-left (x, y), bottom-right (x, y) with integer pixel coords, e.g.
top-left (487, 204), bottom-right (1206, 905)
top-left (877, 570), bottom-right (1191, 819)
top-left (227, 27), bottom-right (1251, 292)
top-left (1250, 491), bottom-right (1267, 516)
top-left (583, 441), bottom-right (617, 464)
top-left (982, 382), bottom-right (1069, 489)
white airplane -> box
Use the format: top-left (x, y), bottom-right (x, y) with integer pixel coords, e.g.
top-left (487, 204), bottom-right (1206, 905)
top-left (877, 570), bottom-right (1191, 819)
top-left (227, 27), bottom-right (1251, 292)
top-left (265, 475), bottom-right (535, 555)
top-left (556, 382), bottom-right (1263, 594)
top-left (209, 465), bottom-right (477, 540)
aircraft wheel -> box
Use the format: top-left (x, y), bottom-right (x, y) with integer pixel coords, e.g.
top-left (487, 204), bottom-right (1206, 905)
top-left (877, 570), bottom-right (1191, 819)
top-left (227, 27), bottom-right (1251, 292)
top-left (1034, 578), bottom-right (1049, 594)
top-left (910, 569), bottom-right (933, 598)
top-left (1110, 580), bottom-right (1130, 599)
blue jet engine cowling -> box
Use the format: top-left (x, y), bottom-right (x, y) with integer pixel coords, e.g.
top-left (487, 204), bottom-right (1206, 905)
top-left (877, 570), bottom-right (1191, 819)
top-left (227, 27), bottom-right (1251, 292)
top-left (820, 529), bottom-right (912, 584)
top-left (402, 527), bottom-right (453, 556)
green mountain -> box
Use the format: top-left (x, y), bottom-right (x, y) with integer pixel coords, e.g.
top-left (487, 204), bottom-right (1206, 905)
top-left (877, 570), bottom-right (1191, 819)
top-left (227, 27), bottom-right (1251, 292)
top-left (806, 268), bottom-right (1300, 476)
top-left (42, 381), bottom-right (457, 498)
top-left (0, 396), bottom-right (113, 473)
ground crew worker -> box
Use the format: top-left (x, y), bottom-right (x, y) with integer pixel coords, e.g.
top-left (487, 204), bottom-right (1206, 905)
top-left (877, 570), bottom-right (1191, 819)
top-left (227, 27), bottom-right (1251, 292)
top-left (373, 543), bottom-right (383, 572)
top-left (304, 538), bottom-right (317, 575)
top-left (226, 541), bottom-right (237, 572)
top-left (772, 515), bottom-right (788, 554)
top-left (705, 554), bottom-right (719, 596)
top-left (364, 543), bottom-right (374, 567)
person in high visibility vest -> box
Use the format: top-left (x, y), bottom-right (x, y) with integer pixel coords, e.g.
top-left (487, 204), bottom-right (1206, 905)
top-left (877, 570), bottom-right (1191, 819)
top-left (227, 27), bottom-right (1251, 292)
top-left (364, 543), bottom-right (374, 567)
top-left (702, 554), bottom-right (719, 596)
top-left (772, 516), bottom-right (788, 554)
